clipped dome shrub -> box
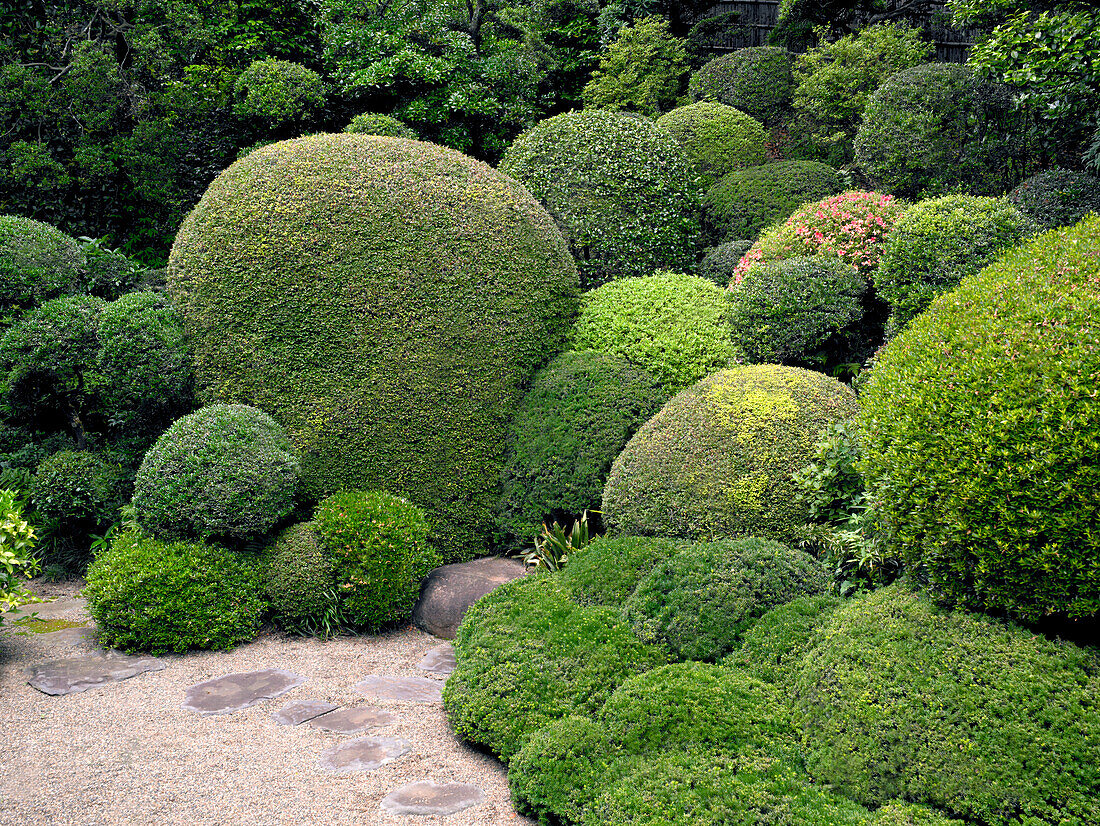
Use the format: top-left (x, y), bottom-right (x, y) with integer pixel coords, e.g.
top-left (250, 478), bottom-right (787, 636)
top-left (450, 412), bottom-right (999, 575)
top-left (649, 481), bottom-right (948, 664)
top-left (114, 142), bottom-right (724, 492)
top-left (498, 350), bottom-right (666, 542)
top-left (342, 112), bottom-right (417, 138)
top-left (726, 594), bottom-right (842, 685)
top-left (558, 534), bottom-right (682, 607)
top-left (704, 160), bottom-right (843, 243)
top-left (132, 404), bottom-right (299, 540)
top-left (730, 255), bottom-right (866, 364)
top-left (31, 450), bottom-right (127, 531)
top-left (0, 215), bottom-right (84, 308)
top-left (442, 574), bottom-right (666, 762)
top-left (603, 365), bottom-right (859, 542)
top-left (1006, 168), bottom-right (1100, 231)
top-left (697, 240), bottom-right (752, 286)
top-left (689, 47), bottom-right (794, 125)
top-left (655, 102), bottom-right (766, 188)
top-left (794, 587), bottom-right (1100, 824)
top-left (85, 529), bottom-right (264, 654)
top-left (233, 58), bottom-right (324, 126)
top-left (859, 216), bottom-right (1100, 620)
top-left (313, 489), bottom-right (438, 630)
top-left (168, 133), bottom-right (578, 563)
top-left (499, 109), bottom-right (699, 289)
top-left (570, 271), bottom-right (739, 393)
top-left (854, 63), bottom-right (1025, 197)
top-left (263, 521), bottom-right (339, 635)
top-left (875, 195), bottom-right (1032, 329)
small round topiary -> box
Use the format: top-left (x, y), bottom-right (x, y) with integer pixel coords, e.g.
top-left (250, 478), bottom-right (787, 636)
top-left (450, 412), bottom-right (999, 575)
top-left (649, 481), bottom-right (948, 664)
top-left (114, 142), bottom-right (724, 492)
top-left (623, 537), bottom-right (829, 662)
top-left (854, 63), bottom-right (1025, 198)
top-left (874, 194), bottom-right (1032, 329)
top-left (729, 255), bottom-right (866, 364)
top-left (655, 102), bottom-right (767, 188)
top-left (342, 112), bottom-right (417, 138)
top-left (725, 594), bottom-right (842, 685)
top-left (698, 240), bottom-right (753, 286)
top-left (689, 47), bottom-right (794, 125)
top-left (499, 109), bottom-right (700, 289)
top-left (569, 270), bottom-right (740, 394)
top-left (498, 350), bottom-right (667, 542)
top-left (233, 58), bottom-right (325, 126)
top-left (0, 215), bottom-right (84, 308)
top-left (859, 216), bottom-right (1100, 621)
top-left (263, 521), bottom-right (339, 635)
top-left (131, 404), bottom-right (299, 540)
top-left (602, 365), bottom-right (859, 542)
top-left (1006, 168), bottom-right (1100, 231)
top-left (85, 529), bottom-right (264, 654)
top-left (703, 160), bottom-right (843, 243)
top-left (558, 534), bottom-right (683, 607)
top-left (31, 450), bottom-right (127, 531)
top-left (313, 489), bottom-right (439, 630)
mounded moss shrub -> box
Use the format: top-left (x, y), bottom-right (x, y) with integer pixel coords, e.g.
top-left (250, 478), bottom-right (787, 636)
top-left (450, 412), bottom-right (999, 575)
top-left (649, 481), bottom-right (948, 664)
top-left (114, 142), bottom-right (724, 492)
top-left (263, 521), bottom-right (339, 635)
top-left (498, 350), bottom-right (666, 542)
top-left (233, 58), bottom-right (324, 126)
top-left (442, 574), bottom-right (666, 762)
top-left (859, 216), bottom-right (1100, 620)
top-left (558, 534), bottom-right (682, 607)
top-left (569, 271), bottom-right (739, 394)
top-left (794, 587), bottom-right (1100, 825)
top-left (168, 134), bottom-right (578, 563)
top-left (689, 47), bottom-right (794, 125)
top-left (0, 214), bottom-right (84, 307)
top-left (132, 404), bottom-right (299, 540)
top-left (875, 195), bottom-right (1031, 330)
top-left (603, 365), bottom-right (859, 542)
top-left (499, 109), bottom-right (699, 289)
top-left (342, 112), bottom-right (417, 138)
top-left (726, 594), bottom-right (842, 685)
top-left (624, 537), bottom-right (828, 662)
top-left (854, 63), bottom-right (1025, 197)
top-left (313, 489), bottom-right (439, 630)
top-left (704, 160), bottom-right (843, 243)
top-left (697, 240), bottom-right (752, 286)
top-left (655, 102), bottom-right (766, 188)
top-left (1006, 168), bottom-right (1100, 231)
top-left (85, 529), bottom-right (264, 654)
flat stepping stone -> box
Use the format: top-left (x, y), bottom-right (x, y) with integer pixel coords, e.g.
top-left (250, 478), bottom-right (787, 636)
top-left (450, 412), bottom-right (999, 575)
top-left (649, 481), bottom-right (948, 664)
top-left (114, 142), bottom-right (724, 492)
top-left (272, 699), bottom-right (339, 726)
top-left (308, 706), bottom-right (397, 734)
top-left (413, 556), bottom-right (526, 639)
top-left (354, 675), bottom-right (443, 703)
top-left (318, 735), bottom-right (410, 774)
top-left (417, 644), bottom-right (456, 676)
top-left (7, 596), bottom-right (88, 622)
top-left (183, 668), bottom-right (307, 716)
top-left (381, 781), bottom-right (484, 816)
top-left (27, 651), bottom-right (166, 696)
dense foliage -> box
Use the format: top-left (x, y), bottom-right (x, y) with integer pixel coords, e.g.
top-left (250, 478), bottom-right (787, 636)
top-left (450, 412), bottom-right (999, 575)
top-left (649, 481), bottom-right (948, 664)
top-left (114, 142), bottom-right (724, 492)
top-left (0, 488), bottom-right (38, 618)
top-left (558, 534), bottom-right (681, 607)
top-left (0, 215), bottom-right (84, 309)
top-left (655, 102), bottom-right (766, 189)
top-left (689, 47), bottom-right (794, 126)
top-left (727, 594), bottom-right (842, 686)
top-left (697, 240), bottom-right (753, 286)
top-left (582, 16), bottom-right (688, 116)
top-left (263, 521), bottom-right (340, 636)
top-left (342, 113), bottom-right (417, 138)
top-left (233, 58), bottom-right (325, 127)
top-left (1006, 168), bottom-right (1100, 231)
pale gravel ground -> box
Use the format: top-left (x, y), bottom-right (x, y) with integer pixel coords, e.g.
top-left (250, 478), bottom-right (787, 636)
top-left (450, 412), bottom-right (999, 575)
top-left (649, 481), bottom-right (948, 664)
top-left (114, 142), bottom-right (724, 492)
top-left (0, 583), bottom-right (536, 826)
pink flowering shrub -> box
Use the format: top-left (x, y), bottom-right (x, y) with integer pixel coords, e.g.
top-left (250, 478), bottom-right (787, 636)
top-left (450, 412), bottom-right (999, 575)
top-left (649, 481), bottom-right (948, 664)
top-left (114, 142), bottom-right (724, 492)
top-left (731, 191), bottom-right (906, 285)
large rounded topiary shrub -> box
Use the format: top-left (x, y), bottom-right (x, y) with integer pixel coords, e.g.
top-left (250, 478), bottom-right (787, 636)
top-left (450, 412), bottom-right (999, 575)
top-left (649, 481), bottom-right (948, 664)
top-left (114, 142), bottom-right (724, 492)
top-left (655, 101), bottom-right (766, 188)
top-left (131, 404), bottom-right (299, 540)
top-left (168, 134), bottom-right (578, 562)
top-left (1006, 168), bottom-right (1100, 231)
top-left (603, 365), bottom-right (858, 542)
top-left (689, 47), bottom-right (794, 126)
top-left (0, 215), bottom-right (84, 308)
top-left (859, 216), bottom-right (1100, 620)
top-left (499, 110), bottom-right (699, 289)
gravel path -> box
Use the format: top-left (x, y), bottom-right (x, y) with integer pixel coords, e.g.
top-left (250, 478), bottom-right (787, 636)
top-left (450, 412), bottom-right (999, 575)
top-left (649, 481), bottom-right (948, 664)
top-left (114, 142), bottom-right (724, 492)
top-left (0, 583), bottom-right (535, 826)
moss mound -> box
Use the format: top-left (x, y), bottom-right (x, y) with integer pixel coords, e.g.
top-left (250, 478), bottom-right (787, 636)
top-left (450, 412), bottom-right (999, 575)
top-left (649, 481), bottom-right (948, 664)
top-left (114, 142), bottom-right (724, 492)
top-left (168, 133), bottom-right (578, 562)
top-left (603, 365), bottom-right (859, 542)
top-left (558, 534), bottom-right (682, 607)
top-left (1006, 168), bottom-right (1100, 231)
top-left (499, 109), bottom-right (699, 289)
top-left (689, 47), bottom-right (794, 125)
top-left (655, 101), bottom-right (766, 188)
top-left (0, 214), bottom-right (84, 308)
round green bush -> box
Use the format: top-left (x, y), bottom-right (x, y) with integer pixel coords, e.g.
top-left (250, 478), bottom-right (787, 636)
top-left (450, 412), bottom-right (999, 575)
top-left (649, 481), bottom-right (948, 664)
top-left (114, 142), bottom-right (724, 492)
top-left (131, 404), bottom-right (299, 540)
top-left (726, 594), bottom-right (842, 685)
top-left (78, 238), bottom-right (145, 300)
top-left (859, 216), bottom-right (1100, 620)
top-left (442, 574), bottom-right (666, 762)
top-left (499, 109), bottom-right (699, 289)
top-left (342, 112), bottom-right (417, 138)
top-left (654, 101), bottom-right (766, 188)
top-left (730, 255), bottom-right (866, 364)
top-left (703, 160), bottom-right (843, 243)
top-left (569, 271), bottom-right (739, 394)
top-left (313, 489), bottom-right (439, 630)
top-left (624, 537), bottom-right (828, 662)
top-left (697, 240), bottom-right (752, 286)
top-left (85, 529), bottom-right (264, 654)
top-left (233, 58), bottom-right (324, 125)
top-left (558, 534), bottom-right (683, 607)
top-left (498, 350), bottom-right (666, 542)
top-left (854, 63), bottom-right (1025, 198)
top-left (875, 195), bottom-right (1032, 329)
top-left (688, 47), bottom-right (794, 126)
top-left (793, 587), bottom-right (1100, 825)
top-left (0, 215), bottom-right (84, 308)
top-left (1006, 168), bottom-right (1100, 231)
top-left (263, 521), bottom-right (339, 635)
top-left (31, 450), bottom-right (127, 530)
top-left (168, 134), bottom-right (578, 563)
top-left (603, 365), bottom-right (859, 542)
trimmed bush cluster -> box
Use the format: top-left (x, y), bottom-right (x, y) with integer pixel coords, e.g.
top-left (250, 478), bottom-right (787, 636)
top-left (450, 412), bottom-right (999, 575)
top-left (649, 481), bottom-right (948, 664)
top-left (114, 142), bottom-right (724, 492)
top-left (342, 112), bottom-right (417, 138)
top-left (500, 109), bottom-right (699, 289)
top-left (498, 350), bottom-right (666, 542)
top-left (0, 214), bottom-right (84, 308)
top-left (860, 215), bottom-right (1100, 620)
top-left (727, 594), bottom-right (842, 686)
top-left (262, 522), bottom-right (339, 635)
top-left (168, 133), bottom-right (578, 563)
top-left (655, 101), bottom-right (766, 188)
top-left (602, 365), bottom-right (859, 542)
top-left (1006, 168), bottom-right (1100, 231)
top-left (559, 534), bottom-right (682, 607)
top-left (233, 59), bottom-right (325, 126)
top-left (689, 47), bottom-right (794, 126)
top-left (697, 240), bottom-right (753, 286)
top-left (569, 271), bottom-right (739, 394)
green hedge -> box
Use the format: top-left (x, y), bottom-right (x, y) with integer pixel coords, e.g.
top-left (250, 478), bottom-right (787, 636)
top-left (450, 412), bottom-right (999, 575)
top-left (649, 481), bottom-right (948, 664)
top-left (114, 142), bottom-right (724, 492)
top-left (1006, 168), bottom-right (1100, 231)
top-left (655, 101), bottom-right (766, 188)
top-left (0, 214), bottom-right (84, 308)
top-left (342, 113), bottom-right (417, 138)
top-left (31, 450), bottom-right (127, 532)
top-left (233, 58), bottom-right (324, 126)
top-left (263, 521), bottom-right (340, 635)
top-left (558, 534), bottom-right (682, 608)
top-left (698, 240), bottom-right (753, 286)
top-left (726, 594), bottom-right (842, 685)
top-left (689, 47), bottom-right (794, 126)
